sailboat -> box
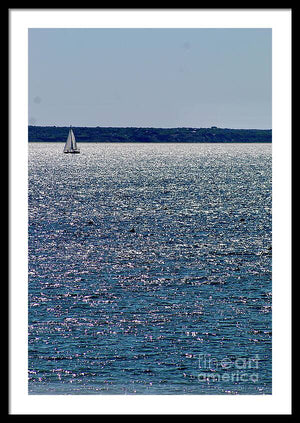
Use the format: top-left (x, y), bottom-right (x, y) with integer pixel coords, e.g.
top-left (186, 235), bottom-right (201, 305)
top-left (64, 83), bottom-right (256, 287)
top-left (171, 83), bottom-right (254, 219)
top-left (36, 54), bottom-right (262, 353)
top-left (63, 126), bottom-right (80, 154)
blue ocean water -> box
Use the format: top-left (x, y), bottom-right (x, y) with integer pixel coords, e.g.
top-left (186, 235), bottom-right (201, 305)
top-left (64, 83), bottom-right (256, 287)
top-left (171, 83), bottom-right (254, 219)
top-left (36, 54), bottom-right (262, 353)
top-left (28, 143), bottom-right (272, 395)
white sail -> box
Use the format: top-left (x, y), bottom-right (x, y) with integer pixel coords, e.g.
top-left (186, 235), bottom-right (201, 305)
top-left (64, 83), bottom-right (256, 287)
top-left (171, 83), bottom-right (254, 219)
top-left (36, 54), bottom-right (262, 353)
top-left (64, 129), bottom-right (73, 152)
top-left (64, 127), bottom-right (80, 153)
top-left (70, 129), bottom-right (77, 150)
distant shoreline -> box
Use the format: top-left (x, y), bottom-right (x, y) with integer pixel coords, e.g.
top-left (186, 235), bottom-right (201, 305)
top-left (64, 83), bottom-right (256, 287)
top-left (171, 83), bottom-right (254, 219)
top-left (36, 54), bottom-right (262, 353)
top-left (28, 126), bottom-right (272, 143)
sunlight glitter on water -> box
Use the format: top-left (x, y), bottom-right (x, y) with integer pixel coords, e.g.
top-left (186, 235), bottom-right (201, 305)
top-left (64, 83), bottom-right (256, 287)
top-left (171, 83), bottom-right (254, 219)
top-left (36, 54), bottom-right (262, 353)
top-left (28, 143), bottom-right (271, 394)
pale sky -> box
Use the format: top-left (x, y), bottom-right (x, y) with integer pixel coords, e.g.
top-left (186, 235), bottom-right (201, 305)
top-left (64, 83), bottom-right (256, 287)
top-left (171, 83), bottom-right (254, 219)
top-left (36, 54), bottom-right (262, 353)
top-left (28, 28), bottom-right (272, 129)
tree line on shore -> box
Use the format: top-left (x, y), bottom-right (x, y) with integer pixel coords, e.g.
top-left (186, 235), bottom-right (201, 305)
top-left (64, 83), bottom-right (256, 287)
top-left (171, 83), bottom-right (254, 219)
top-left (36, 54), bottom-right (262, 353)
top-left (28, 126), bottom-right (272, 143)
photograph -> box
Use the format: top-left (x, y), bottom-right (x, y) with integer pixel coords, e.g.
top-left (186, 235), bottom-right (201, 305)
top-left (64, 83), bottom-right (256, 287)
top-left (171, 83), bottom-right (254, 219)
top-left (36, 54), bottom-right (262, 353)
top-left (28, 26), bottom-right (272, 396)
top-left (9, 8), bottom-right (292, 415)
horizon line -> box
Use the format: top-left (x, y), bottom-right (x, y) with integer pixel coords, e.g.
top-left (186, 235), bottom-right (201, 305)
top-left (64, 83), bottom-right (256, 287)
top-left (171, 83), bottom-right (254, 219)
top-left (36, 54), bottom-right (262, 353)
top-left (28, 125), bottom-right (272, 131)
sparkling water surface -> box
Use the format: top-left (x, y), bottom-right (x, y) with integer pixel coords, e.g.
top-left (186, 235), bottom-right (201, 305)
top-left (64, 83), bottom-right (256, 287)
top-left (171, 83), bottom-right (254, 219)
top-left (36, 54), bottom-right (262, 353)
top-left (28, 143), bottom-right (272, 394)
